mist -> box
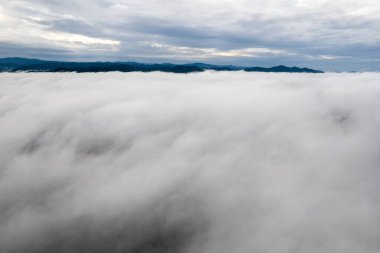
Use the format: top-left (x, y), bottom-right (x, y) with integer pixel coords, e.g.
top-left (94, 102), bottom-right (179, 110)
top-left (1, 71), bottom-right (380, 253)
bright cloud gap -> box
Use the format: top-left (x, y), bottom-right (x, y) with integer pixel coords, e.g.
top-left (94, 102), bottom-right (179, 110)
top-left (147, 42), bottom-right (294, 58)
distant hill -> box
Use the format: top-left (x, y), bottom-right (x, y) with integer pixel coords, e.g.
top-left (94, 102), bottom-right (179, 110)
top-left (244, 65), bottom-right (323, 73)
top-left (0, 58), bottom-right (324, 73)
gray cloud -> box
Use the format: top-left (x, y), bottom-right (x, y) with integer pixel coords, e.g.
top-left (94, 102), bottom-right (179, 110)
top-left (1, 0), bottom-right (380, 67)
top-left (1, 72), bottom-right (380, 252)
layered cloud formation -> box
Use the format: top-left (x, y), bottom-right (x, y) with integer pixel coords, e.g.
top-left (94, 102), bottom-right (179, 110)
top-left (1, 0), bottom-right (380, 70)
top-left (1, 72), bottom-right (380, 252)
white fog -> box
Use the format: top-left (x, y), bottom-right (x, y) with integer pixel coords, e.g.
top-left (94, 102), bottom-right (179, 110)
top-left (1, 72), bottom-right (380, 253)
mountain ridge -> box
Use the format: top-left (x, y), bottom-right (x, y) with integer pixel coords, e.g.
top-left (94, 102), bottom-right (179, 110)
top-left (0, 57), bottom-right (324, 73)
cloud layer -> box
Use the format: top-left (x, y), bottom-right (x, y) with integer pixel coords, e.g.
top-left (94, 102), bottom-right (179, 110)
top-left (1, 72), bottom-right (380, 252)
top-left (1, 0), bottom-right (380, 70)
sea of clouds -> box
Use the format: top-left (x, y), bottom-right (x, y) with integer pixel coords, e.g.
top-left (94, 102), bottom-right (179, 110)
top-left (1, 71), bottom-right (380, 253)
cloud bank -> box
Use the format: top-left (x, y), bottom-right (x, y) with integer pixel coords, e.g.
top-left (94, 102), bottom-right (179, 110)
top-left (1, 72), bottom-right (380, 253)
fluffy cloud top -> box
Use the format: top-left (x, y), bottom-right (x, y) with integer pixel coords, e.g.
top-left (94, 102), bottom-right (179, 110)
top-left (1, 72), bottom-right (380, 252)
top-left (1, 0), bottom-right (380, 70)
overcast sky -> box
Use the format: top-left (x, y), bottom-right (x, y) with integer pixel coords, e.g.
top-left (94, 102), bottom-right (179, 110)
top-left (1, 0), bottom-right (380, 71)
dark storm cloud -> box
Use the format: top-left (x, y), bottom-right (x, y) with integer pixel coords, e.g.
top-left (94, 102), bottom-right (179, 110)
top-left (0, 42), bottom-right (73, 60)
top-left (38, 19), bottom-right (103, 38)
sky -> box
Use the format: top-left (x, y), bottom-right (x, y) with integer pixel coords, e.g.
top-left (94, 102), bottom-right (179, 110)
top-left (1, 72), bottom-right (380, 252)
top-left (1, 0), bottom-right (380, 71)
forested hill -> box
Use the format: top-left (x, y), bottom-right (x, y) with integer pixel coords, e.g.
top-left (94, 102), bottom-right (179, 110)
top-left (0, 58), bottom-right (324, 73)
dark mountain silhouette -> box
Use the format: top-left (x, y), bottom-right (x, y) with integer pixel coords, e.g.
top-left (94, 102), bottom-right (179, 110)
top-left (244, 65), bottom-right (323, 73)
top-left (0, 58), bottom-right (324, 73)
